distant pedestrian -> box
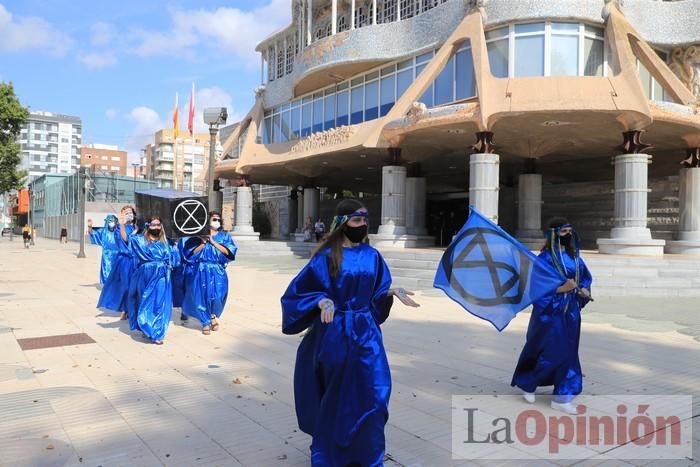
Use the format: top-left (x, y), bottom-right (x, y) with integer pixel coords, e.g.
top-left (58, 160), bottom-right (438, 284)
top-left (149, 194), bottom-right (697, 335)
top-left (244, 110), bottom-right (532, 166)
top-left (60, 227), bottom-right (68, 243)
top-left (22, 224), bottom-right (31, 248)
top-left (313, 218), bottom-right (325, 242)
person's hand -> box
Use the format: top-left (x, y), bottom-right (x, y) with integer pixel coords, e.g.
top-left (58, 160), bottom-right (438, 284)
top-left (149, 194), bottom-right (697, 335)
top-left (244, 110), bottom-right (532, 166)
top-left (579, 287), bottom-right (591, 299)
top-left (318, 298), bottom-right (335, 324)
top-left (389, 288), bottom-right (420, 307)
top-left (87, 219), bottom-right (93, 228)
top-left (118, 213), bottom-right (127, 225)
top-left (561, 279), bottom-right (577, 292)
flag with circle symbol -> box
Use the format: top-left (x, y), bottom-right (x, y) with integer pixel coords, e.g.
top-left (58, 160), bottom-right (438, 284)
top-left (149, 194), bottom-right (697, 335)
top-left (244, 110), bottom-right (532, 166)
top-left (433, 207), bottom-right (563, 331)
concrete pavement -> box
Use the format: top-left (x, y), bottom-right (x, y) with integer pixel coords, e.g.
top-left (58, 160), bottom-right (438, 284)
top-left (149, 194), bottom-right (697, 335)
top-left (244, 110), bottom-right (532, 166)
top-left (0, 238), bottom-right (698, 466)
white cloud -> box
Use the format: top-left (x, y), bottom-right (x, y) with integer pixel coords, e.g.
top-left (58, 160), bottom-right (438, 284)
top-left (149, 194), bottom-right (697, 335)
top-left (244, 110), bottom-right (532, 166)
top-left (79, 52), bottom-right (117, 70)
top-left (0, 3), bottom-right (72, 56)
top-left (132, 0), bottom-right (291, 67)
top-left (105, 108), bottom-right (118, 120)
top-left (90, 22), bottom-right (116, 47)
top-left (125, 106), bottom-right (164, 163)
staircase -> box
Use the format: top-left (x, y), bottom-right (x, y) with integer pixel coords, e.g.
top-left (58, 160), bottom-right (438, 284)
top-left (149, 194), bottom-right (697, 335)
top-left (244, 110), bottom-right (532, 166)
top-left (378, 247), bottom-right (700, 298)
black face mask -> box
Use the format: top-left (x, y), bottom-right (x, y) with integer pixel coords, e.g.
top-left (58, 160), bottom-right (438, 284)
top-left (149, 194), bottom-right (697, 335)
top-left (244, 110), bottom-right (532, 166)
top-left (343, 224), bottom-right (367, 243)
top-left (148, 228), bottom-right (161, 237)
top-left (559, 233), bottom-right (572, 246)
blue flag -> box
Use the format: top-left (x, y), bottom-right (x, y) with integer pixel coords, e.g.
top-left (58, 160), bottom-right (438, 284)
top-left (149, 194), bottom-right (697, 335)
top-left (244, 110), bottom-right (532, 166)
top-left (433, 207), bottom-right (564, 331)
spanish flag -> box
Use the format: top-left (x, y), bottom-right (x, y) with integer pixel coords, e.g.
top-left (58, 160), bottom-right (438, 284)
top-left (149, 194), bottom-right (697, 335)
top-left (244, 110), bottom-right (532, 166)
top-left (172, 92), bottom-right (180, 139)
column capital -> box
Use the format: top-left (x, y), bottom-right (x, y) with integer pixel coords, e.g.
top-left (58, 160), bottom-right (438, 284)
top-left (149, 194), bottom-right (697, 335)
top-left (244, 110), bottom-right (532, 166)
top-left (616, 130), bottom-right (653, 154)
top-left (681, 148), bottom-right (700, 168)
top-left (472, 131), bottom-right (495, 154)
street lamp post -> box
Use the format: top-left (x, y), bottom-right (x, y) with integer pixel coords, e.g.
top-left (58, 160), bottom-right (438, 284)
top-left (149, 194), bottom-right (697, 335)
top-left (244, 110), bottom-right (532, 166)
top-left (77, 168), bottom-right (87, 258)
top-left (29, 183), bottom-right (35, 246)
top-left (131, 162), bottom-right (139, 202)
top-left (203, 107), bottom-right (228, 212)
top-left (8, 189), bottom-right (17, 242)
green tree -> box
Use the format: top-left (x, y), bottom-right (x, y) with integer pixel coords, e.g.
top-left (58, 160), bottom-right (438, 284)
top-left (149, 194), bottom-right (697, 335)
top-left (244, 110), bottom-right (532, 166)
top-left (0, 82), bottom-right (30, 194)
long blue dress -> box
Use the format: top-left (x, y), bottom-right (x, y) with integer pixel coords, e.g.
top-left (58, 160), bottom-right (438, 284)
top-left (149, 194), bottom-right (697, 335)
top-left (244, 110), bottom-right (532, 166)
top-left (89, 219), bottom-right (120, 285)
top-left (511, 249), bottom-right (593, 402)
top-left (281, 243), bottom-right (394, 467)
top-left (96, 224), bottom-right (136, 313)
top-left (170, 239), bottom-right (186, 309)
top-left (128, 235), bottom-right (173, 341)
top-left (181, 232), bottom-right (237, 326)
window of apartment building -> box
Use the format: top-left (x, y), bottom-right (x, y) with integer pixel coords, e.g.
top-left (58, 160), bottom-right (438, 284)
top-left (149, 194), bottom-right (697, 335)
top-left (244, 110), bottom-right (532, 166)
top-left (399, 0), bottom-right (415, 20)
top-left (277, 41), bottom-right (285, 79)
top-left (101, 165), bottom-right (109, 170)
top-left (637, 50), bottom-right (671, 102)
top-left (381, 0), bottom-right (397, 23)
top-left (486, 22), bottom-right (605, 78)
top-left (111, 156), bottom-right (121, 161)
top-left (61, 137), bottom-right (69, 143)
top-left (267, 46), bottom-right (276, 82)
top-left (337, 15), bottom-right (349, 33)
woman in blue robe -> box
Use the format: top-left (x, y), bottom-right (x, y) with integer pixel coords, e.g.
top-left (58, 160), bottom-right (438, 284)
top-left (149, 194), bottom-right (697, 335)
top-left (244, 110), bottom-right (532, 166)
top-left (96, 205), bottom-right (139, 320)
top-left (88, 215), bottom-right (120, 286)
top-left (512, 218), bottom-right (593, 414)
top-left (281, 199), bottom-right (419, 466)
top-left (128, 216), bottom-right (173, 345)
top-left (181, 211), bottom-right (237, 334)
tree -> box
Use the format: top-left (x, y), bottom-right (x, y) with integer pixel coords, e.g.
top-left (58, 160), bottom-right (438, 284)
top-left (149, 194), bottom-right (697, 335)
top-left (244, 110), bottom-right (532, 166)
top-left (0, 82), bottom-right (29, 194)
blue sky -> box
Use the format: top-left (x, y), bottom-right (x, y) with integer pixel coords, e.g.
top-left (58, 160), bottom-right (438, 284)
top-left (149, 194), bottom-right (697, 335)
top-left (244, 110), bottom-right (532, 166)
top-left (0, 0), bottom-right (291, 161)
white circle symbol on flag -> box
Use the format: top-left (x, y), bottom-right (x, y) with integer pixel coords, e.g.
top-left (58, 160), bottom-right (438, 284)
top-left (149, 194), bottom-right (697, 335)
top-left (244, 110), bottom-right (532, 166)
top-left (173, 199), bottom-right (207, 235)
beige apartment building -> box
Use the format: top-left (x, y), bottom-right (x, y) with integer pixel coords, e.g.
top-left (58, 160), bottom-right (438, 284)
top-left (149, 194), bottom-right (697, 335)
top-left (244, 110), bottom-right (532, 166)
top-left (80, 144), bottom-right (127, 175)
top-left (144, 129), bottom-right (222, 194)
top-left (216, 0), bottom-right (700, 256)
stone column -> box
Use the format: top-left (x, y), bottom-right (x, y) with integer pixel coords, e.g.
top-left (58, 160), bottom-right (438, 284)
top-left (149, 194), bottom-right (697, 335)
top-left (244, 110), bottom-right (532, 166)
top-left (303, 187), bottom-right (320, 226)
top-left (597, 152), bottom-right (664, 255)
top-left (517, 173), bottom-right (543, 248)
top-left (469, 153), bottom-right (500, 223)
top-left (377, 166), bottom-right (407, 235)
top-left (666, 166), bottom-right (700, 254)
top-left (405, 177), bottom-right (428, 235)
top-left (232, 186), bottom-right (260, 241)
top-left (331, 0), bottom-right (337, 35)
top-left (297, 189), bottom-right (304, 233)
top-left (288, 189), bottom-right (298, 237)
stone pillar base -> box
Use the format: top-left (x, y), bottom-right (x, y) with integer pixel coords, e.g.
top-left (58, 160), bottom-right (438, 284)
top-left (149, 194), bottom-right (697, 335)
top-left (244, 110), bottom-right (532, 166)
top-left (368, 233), bottom-right (434, 248)
top-left (597, 238), bottom-right (665, 256)
top-left (518, 237), bottom-right (544, 250)
top-left (665, 240), bottom-right (700, 255)
top-left (232, 227), bottom-right (260, 242)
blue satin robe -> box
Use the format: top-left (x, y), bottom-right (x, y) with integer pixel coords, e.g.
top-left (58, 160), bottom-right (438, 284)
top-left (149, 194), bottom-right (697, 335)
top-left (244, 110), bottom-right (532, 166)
top-left (170, 239), bottom-right (186, 309)
top-left (281, 244), bottom-right (394, 467)
top-left (96, 224), bottom-right (136, 313)
top-left (128, 236), bottom-right (173, 341)
top-left (89, 222), bottom-right (120, 285)
top-left (511, 249), bottom-right (593, 402)
top-left (181, 232), bottom-right (237, 326)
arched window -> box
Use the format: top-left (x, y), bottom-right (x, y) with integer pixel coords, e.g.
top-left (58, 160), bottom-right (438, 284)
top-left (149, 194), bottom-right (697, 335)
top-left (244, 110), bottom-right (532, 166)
top-left (286, 39), bottom-right (295, 75)
top-left (338, 15), bottom-right (349, 32)
top-left (381, 0), bottom-right (397, 24)
top-left (267, 46), bottom-right (276, 82)
top-left (277, 41), bottom-right (285, 79)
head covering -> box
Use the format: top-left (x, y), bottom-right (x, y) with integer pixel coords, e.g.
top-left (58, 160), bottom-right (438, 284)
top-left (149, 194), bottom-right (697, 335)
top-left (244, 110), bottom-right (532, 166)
top-left (329, 199), bottom-right (367, 233)
top-left (544, 217), bottom-right (581, 281)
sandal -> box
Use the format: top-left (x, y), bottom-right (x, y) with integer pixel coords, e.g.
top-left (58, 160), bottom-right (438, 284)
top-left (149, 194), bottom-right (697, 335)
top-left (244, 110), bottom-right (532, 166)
top-left (202, 326), bottom-right (211, 335)
top-left (119, 312), bottom-right (127, 320)
top-left (211, 318), bottom-right (220, 331)
top-left (154, 340), bottom-right (164, 345)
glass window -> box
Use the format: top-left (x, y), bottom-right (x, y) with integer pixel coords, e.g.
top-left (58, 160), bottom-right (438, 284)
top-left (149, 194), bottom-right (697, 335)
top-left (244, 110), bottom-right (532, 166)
top-left (551, 22), bottom-right (578, 33)
top-left (485, 27), bottom-right (508, 40)
top-left (456, 48), bottom-right (476, 99)
top-left (515, 22), bottom-right (544, 34)
top-left (551, 35), bottom-right (579, 76)
top-left (487, 39), bottom-right (508, 78)
top-left (381, 65), bottom-right (395, 76)
top-left (313, 98), bottom-right (324, 133)
top-left (301, 101), bottom-right (312, 137)
top-left (380, 74), bottom-right (396, 116)
top-left (351, 86), bottom-right (363, 124)
top-left (416, 51), bottom-right (433, 64)
top-left (365, 80), bottom-right (379, 120)
top-left (514, 35), bottom-right (544, 76)
top-left (281, 109), bottom-right (291, 141)
top-left (434, 55), bottom-right (454, 105)
top-left (324, 94), bottom-right (336, 130)
top-left (397, 69), bottom-right (412, 98)
top-left (584, 37), bottom-right (604, 76)
top-left (638, 62), bottom-right (653, 99)
top-left (290, 106), bottom-right (301, 139)
top-left (416, 63), bottom-right (434, 107)
top-left (397, 59), bottom-right (412, 70)
top-left (336, 90), bottom-right (349, 126)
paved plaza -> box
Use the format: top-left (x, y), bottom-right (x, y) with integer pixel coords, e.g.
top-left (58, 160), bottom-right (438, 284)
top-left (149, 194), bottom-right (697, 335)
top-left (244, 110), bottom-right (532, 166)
top-left (0, 238), bottom-right (698, 466)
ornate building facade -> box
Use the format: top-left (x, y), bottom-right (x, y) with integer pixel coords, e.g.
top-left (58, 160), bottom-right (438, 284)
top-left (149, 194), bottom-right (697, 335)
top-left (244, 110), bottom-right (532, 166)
top-left (217, 0), bottom-right (700, 255)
